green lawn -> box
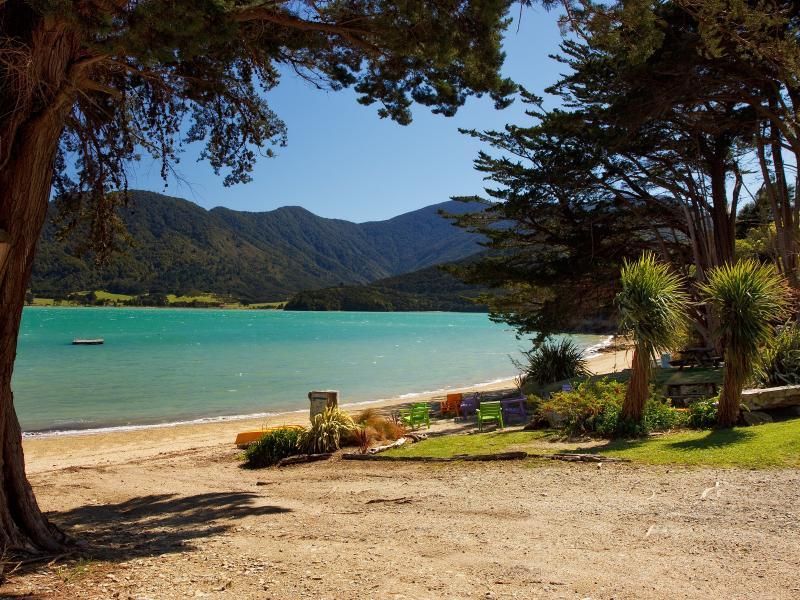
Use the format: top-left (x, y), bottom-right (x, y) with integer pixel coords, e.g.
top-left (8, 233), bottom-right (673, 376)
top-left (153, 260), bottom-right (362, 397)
top-left (385, 419), bottom-right (800, 468)
top-left (590, 419), bottom-right (800, 468)
top-left (166, 293), bottom-right (222, 304)
top-left (93, 290), bottom-right (134, 302)
top-left (386, 430), bottom-right (554, 459)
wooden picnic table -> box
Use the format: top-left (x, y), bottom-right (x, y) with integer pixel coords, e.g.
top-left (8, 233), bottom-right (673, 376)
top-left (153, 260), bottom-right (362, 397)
top-left (665, 369), bottom-right (721, 406)
top-left (669, 347), bottom-right (723, 369)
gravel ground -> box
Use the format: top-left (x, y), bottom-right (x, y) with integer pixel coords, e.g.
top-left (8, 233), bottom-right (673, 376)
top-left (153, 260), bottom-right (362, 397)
top-left (2, 442), bottom-right (799, 600)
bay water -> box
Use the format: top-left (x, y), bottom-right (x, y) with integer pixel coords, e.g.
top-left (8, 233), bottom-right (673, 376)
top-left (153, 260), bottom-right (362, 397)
top-left (14, 307), bottom-right (609, 434)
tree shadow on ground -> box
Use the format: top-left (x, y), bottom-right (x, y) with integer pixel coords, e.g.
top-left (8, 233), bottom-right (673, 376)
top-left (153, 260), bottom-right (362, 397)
top-left (47, 492), bottom-right (291, 563)
top-left (570, 427), bottom-right (755, 455)
top-left (665, 427), bottom-right (754, 450)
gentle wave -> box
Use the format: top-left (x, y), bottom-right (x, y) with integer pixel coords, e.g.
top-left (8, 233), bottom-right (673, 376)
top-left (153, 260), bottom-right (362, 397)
top-left (22, 411), bottom-right (287, 439)
top-left (24, 375), bottom-right (522, 439)
top-left (582, 335), bottom-right (615, 359)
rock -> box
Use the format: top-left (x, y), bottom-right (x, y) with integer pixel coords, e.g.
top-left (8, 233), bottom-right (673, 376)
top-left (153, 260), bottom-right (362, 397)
top-left (741, 385), bottom-right (800, 410)
top-left (741, 410), bottom-right (774, 426)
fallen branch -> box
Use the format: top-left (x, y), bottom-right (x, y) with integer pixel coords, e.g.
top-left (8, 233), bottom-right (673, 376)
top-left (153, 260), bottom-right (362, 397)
top-left (365, 496), bottom-right (413, 505)
top-left (342, 451), bottom-right (527, 462)
top-left (276, 453), bottom-right (332, 467)
top-left (342, 451), bottom-right (629, 463)
top-left (547, 453), bottom-right (629, 463)
top-left (367, 437), bottom-right (409, 454)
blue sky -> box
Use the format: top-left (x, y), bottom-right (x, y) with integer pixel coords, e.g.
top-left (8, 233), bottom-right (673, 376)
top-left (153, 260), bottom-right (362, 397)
top-left (128, 7), bottom-right (566, 222)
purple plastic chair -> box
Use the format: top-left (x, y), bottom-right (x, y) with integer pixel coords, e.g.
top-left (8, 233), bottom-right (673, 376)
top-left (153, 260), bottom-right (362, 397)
top-left (500, 396), bottom-right (527, 423)
top-left (459, 393), bottom-right (478, 418)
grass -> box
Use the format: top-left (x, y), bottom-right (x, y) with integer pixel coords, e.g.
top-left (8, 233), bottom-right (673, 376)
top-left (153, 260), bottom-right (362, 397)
top-left (589, 419), bottom-right (800, 468)
top-left (93, 290), bottom-right (134, 302)
top-left (384, 418), bottom-right (800, 468)
top-left (386, 430), bottom-right (553, 459)
top-left (248, 301), bottom-right (287, 309)
top-left (166, 293), bottom-right (222, 304)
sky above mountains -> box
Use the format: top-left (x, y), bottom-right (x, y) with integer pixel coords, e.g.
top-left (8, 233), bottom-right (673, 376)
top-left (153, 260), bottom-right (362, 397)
top-left (127, 7), bottom-right (565, 222)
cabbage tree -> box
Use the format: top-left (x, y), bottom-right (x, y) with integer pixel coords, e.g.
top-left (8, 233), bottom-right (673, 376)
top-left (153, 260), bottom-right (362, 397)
top-left (616, 253), bottom-right (689, 424)
top-left (700, 260), bottom-right (791, 427)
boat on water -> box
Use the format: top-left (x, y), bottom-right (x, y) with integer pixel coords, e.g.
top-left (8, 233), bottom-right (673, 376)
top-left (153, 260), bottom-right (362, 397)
top-left (72, 338), bottom-right (104, 345)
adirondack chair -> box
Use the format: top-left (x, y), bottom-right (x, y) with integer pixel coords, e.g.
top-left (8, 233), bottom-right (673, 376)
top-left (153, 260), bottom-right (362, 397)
top-left (440, 393), bottom-right (463, 417)
top-left (500, 396), bottom-right (527, 423)
top-left (476, 400), bottom-right (504, 432)
top-left (400, 402), bottom-right (430, 429)
top-left (459, 393), bottom-right (478, 418)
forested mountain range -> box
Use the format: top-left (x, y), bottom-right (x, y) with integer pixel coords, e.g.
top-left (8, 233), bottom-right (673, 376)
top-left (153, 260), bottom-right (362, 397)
top-left (31, 191), bottom-right (483, 302)
top-left (285, 259), bottom-right (489, 312)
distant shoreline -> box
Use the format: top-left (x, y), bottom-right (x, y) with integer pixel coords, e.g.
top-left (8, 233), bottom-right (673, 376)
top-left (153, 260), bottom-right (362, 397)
top-left (21, 336), bottom-right (620, 440)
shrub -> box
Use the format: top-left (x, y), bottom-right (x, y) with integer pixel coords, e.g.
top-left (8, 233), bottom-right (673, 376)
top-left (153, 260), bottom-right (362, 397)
top-left (538, 379), bottom-right (625, 436)
top-left (244, 427), bottom-right (302, 468)
top-left (515, 338), bottom-right (590, 386)
top-left (355, 408), bottom-right (406, 442)
top-left (755, 322), bottom-right (800, 387)
top-left (539, 379), bottom-right (686, 438)
top-left (352, 425), bottom-right (374, 454)
top-left (299, 407), bottom-right (355, 454)
top-left (687, 398), bottom-right (718, 429)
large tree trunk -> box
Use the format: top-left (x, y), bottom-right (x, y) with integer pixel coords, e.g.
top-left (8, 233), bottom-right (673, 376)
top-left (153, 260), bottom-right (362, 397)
top-left (621, 346), bottom-right (650, 424)
top-left (717, 350), bottom-right (745, 428)
top-left (0, 21), bottom-right (78, 552)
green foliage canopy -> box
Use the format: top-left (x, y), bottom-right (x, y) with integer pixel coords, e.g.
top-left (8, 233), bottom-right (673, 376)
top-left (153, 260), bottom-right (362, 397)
top-left (3, 0), bottom-right (521, 255)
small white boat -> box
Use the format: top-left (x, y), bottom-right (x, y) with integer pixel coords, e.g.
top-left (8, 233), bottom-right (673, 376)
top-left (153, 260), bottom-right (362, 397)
top-left (72, 338), bottom-right (104, 345)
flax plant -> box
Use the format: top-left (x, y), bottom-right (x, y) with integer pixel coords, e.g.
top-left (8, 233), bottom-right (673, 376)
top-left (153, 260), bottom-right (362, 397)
top-left (701, 260), bottom-right (791, 427)
top-left (616, 253), bottom-right (690, 425)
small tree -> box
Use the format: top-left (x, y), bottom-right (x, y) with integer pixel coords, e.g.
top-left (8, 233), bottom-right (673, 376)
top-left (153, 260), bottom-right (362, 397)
top-left (700, 260), bottom-right (791, 427)
top-left (616, 253), bottom-right (689, 424)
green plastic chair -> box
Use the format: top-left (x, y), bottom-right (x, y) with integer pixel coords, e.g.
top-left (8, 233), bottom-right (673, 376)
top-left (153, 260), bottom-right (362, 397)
top-left (476, 401), bottom-right (504, 432)
top-left (400, 402), bottom-right (430, 429)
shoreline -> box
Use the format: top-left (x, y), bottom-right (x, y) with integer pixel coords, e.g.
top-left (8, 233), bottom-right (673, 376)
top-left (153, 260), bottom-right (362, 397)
top-left (22, 335), bottom-right (617, 439)
top-left (21, 347), bottom-right (631, 475)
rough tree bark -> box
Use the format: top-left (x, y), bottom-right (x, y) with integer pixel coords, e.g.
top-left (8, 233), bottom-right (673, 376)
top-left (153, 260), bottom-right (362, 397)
top-left (0, 21), bottom-right (79, 552)
top-left (717, 352), bottom-right (745, 428)
top-left (621, 347), bottom-right (649, 424)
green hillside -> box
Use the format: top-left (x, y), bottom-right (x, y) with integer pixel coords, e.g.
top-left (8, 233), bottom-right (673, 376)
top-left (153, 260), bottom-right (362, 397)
top-left (31, 191), bottom-right (482, 302)
top-left (284, 260), bottom-right (489, 312)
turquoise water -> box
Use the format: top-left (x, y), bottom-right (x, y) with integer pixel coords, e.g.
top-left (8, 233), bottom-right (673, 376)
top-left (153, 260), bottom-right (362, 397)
top-left (13, 308), bottom-right (608, 434)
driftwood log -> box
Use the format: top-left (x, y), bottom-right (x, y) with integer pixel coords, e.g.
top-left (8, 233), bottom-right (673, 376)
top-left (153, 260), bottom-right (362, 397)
top-left (342, 451), bottom-right (629, 463)
top-left (276, 453), bottom-right (333, 467)
top-left (367, 438), bottom-right (409, 454)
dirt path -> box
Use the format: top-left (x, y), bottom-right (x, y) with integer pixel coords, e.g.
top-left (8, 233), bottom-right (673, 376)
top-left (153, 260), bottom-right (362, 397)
top-left (2, 442), bottom-right (798, 599)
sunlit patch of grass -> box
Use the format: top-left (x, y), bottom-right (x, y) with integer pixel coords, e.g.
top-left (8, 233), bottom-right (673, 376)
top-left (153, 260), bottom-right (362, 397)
top-left (93, 290), bottom-right (134, 302)
top-left (385, 430), bottom-right (554, 459)
top-left (384, 419), bottom-right (800, 469)
top-left (167, 293), bottom-right (221, 304)
top-left (586, 420), bottom-right (800, 468)
top-left (247, 301), bottom-right (286, 309)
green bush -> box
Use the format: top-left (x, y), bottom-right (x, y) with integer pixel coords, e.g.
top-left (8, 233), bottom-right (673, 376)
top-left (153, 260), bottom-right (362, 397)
top-left (244, 427), bottom-right (302, 468)
top-left (687, 398), bottom-right (718, 429)
top-left (299, 407), bottom-right (355, 454)
top-left (538, 379), bottom-right (625, 436)
top-left (515, 338), bottom-right (590, 387)
top-left (755, 322), bottom-right (800, 387)
top-left (538, 379), bottom-right (686, 438)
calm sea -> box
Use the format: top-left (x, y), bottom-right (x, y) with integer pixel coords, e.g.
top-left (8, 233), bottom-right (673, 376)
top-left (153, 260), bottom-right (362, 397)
top-left (14, 307), bottom-right (609, 434)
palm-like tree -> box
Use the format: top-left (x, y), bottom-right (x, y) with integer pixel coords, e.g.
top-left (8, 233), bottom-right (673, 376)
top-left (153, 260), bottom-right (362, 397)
top-left (700, 260), bottom-right (791, 427)
top-left (616, 253), bottom-right (690, 424)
